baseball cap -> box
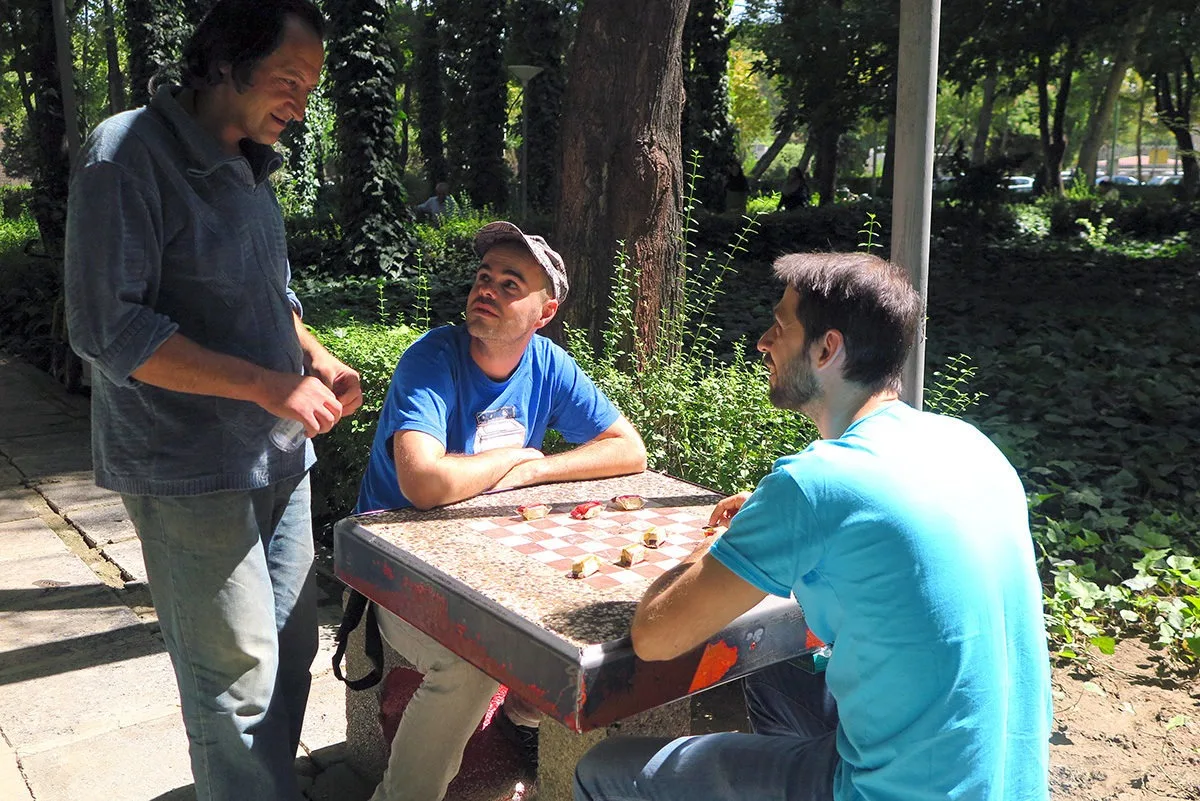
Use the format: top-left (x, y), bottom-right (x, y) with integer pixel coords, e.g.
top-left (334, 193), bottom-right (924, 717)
top-left (473, 221), bottom-right (569, 302)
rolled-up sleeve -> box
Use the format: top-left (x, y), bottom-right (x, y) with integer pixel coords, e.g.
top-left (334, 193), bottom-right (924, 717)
top-left (65, 159), bottom-right (179, 387)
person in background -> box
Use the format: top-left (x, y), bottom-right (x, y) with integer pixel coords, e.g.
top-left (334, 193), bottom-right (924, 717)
top-left (779, 166), bottom-right (811, 210)
top-left (414, 181), bottom-right (458, 224)
top-left (724, 162), bottom-right (750, 214)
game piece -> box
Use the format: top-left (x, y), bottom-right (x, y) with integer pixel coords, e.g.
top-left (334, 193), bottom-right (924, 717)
top-left (516, 503), bottom-right (551, 521)
top-left (610, 494), bottom-right (646, 511)
top-left (570, 500), bottom-right (603, 520)
top-left (702, 525), bottom-right (726, 537)
top-left (570, 553), bottom-right (601, 578)
top-left (618, 543), bottom-right (646, 567)
top-left (642, 526), bottom-right (665, 548)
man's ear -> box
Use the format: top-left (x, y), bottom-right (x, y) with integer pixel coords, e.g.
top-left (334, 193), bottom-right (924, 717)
top-left (533, 297), bottom-right (560, 331)
top-left (813, 329), bottom-right (845, 370)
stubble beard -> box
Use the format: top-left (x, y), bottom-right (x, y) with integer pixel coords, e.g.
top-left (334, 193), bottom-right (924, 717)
top-left (769, 352), bottom-right (822, 411)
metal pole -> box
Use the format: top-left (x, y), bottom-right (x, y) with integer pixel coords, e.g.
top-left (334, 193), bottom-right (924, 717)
top-left (521, 99), bottom-right (529, 221)
top-left (892, 0), bottom-right (941, 409)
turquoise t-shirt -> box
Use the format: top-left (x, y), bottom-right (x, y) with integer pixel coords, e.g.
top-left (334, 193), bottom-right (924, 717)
top-left (710, 402), bottom-right (1051, 800)
top-left (356, 325), bottom-right (619, 513)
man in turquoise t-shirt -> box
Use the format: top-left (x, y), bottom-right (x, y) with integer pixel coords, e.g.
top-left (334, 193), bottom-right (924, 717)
top-left (574, 252), bottom-right (1051, 800)
top-left (357, 222), bottom-right (646, 801)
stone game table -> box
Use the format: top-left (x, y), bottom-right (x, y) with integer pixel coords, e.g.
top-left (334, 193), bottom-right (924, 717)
top-left (334, 471), bottom-right (822, 736)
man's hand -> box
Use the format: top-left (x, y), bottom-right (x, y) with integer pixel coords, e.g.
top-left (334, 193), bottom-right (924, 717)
top-left (307, 349), bottom-right (363, 416)
top-left (257, 372), bottom-right (343, 437)
top-left (708, 491), bottom-right (752, 527)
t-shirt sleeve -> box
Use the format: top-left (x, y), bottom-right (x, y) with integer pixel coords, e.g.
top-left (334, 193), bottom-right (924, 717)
top-left (547, 350), bottom-right (620, 444)
top-left (381, 334), bottom-right (457, 446)
top-left (708, 465), bottom-right (822, 598)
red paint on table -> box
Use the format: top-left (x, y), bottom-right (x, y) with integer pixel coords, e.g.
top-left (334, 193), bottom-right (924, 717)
top-left (687, 640), bottom-right (739, 693)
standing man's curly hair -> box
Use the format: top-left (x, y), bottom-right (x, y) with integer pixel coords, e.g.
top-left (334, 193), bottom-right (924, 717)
top-left (181, 0), bottom-right (326, 92)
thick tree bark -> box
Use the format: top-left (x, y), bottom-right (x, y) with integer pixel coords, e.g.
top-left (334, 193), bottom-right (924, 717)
top-left (1035, 41), bottom-right (1077, 196)
top-left (971, 72), bottom-right (997, 164)
top-left (1076, 15), bottom-right (1147, 187)
top-left (1155, 68), bottom-right (1198, 201)
top-left (750, 122), bottom-right (796, 182)
top-left (554, 0), bottom-right (688, 358)
top-left (102, 0), bottom-right (125, 114)
top-left (811, 117), bottom-right (840, 206)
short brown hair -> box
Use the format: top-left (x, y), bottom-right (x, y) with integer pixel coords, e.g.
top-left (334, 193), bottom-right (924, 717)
top-left (182, 0), bottom-right (326, 92)
top-left (772, 252), bottom-right (921, 393)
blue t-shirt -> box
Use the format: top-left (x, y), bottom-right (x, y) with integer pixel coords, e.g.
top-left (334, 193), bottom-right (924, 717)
top-left (356, 325), bottom-right (620, 513)
top-left (710, 402), bottom-right (1051, 800)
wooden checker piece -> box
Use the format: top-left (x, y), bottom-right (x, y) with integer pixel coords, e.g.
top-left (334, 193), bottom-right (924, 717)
top-left (465, 497), bottom-right (708, 590)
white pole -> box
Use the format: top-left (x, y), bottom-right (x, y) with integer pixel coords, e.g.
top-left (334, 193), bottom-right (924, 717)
top-left (892, 0), bottom-right (941, 409)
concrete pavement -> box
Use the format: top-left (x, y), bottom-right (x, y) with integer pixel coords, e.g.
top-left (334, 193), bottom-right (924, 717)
top-left (0, 351), bottom-right (369, 801)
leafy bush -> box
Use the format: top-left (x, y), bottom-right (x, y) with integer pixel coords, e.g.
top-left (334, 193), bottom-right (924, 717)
top-left (566, 216), bottom-right (818, 495)
top-left (307, 321), bottom-right (423, 528)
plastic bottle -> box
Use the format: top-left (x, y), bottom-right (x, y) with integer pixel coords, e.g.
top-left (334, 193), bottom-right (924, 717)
top-left (269, 418), bottom-right (308, 452)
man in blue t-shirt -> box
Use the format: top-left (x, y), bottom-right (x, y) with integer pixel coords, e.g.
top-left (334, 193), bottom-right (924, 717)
top-left (357, 221), bottom-right (647, 801)
top-left (574, 252), bottom-right (1051, 801)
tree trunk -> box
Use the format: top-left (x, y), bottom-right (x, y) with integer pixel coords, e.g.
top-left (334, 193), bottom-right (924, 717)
top-left (102, 0), bottom-right (125, 114)
top-left (414, 8), bottom-right (447, 189)
top-left (509, 0), bottom-right (566, 214)
top-left (1076, 16), bottom-right (1146, 187)
top-left (971, 72), bottom-right (996, 164)
top-left (750, 121), bottom-right (796, 182)
top-left (880, 113), bottom-right (896, 196)
top-left (1035, 42), bottom-right (1076, 196)
top-left (554, 0), bottom-right (688, 358)
top-left (51, 0), bottom-right (80, 164)
top-left (811, 117), bottom-right (840, 206)
top-left (681, 0), bottom-right (737, 211)
top-left (1154, 68), bottom-right (1198, 201)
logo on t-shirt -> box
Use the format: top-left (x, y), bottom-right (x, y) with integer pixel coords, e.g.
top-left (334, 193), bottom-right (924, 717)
top-left (473, 406), bottom-right (526, 452)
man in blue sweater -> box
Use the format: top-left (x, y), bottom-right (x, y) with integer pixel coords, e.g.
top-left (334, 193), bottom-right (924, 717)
top-left (574, 252), bottom-right (1052, 800)
top-left (64, 2), bottom-right (360, 799)
top-left (357, 221), bottom-right (647, 801)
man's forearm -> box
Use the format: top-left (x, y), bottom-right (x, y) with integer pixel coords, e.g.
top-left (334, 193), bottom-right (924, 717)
top-left (399, 443), bottom-right (542, 510)
top-left (129, 332), bottom-right (267, 404)
top-left (496, 433), bottom-right (646, 490)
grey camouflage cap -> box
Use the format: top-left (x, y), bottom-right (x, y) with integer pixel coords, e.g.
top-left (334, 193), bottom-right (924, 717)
top-left (473, 221), bottom-right (569, 302)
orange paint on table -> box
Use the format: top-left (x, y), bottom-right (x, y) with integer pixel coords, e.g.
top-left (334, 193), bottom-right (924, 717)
top-left (688, 640), bottom-right (739, 693)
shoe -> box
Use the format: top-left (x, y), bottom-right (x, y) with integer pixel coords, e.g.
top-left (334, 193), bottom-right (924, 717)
top-left (493, 706), bottom-right (539, 773)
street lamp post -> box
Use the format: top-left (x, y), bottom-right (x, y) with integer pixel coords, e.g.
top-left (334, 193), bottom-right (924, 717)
top-left (508, 64), bottom-right (544, 221)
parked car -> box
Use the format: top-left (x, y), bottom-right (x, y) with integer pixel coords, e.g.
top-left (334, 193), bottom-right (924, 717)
top-left (1096, 174), bottom-right (1139, 186)
top-left (1005, 175), bottom-right (1035, 193)
top-left (1147, 174), bottom-right (1182, 186)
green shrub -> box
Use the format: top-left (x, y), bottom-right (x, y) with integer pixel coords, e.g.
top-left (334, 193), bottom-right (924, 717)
top-left (308, 321), bottom-right (424, 527)
top-left (566, 226), bottom-right (818, 495)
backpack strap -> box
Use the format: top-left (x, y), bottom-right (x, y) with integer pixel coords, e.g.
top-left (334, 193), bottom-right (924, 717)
top-left (332, 589), bottom-right (384, 690)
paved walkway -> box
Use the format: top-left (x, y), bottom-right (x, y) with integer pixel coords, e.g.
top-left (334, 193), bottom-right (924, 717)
top-left (0, 352), bottom-right (372, 801)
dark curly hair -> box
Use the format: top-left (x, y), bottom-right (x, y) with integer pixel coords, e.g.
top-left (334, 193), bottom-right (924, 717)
top-left (182, 0), bottom-right (326, 92)
top-left (772, 252), bottom-right (921, 394)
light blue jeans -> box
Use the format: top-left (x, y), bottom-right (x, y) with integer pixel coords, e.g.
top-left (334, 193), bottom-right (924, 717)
top-left (123, 474), bottom-right (317, 801)
top-left (574, 660), bottom-right (840, 801)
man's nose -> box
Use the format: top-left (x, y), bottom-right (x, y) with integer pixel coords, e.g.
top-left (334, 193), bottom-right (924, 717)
top-left (756, 330), bottom-right (772, 352)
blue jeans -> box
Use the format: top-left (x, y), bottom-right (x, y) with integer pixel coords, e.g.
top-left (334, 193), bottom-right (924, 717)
top-left (123, 474), bottom-right (317, 801)
top-left (574, 660), bottom-right (840, 801)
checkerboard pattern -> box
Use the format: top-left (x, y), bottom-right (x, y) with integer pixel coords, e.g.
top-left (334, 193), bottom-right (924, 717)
top-left (465, 501), bottom-right (711, 589)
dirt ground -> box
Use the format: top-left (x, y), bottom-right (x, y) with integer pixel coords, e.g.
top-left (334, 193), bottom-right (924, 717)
top-left (691, 637), bottom-right (1200, 798)
top-left (1049, 640), bottom-right (1200, 799)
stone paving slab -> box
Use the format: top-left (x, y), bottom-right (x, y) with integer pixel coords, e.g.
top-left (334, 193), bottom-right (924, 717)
top-left (18, 712), bottom-right (193, 801)
top-left (0, 621), bottom-right (180, 756)
top-left (68, 500), bottom-right (137, 546)
top-left (5, 446), bottom-right (93, 479)
top-left (0, 735), bottom-right (34, 801)
top-left (301, 670), bottom-right (350, 756)
top-left (0, 429), bottom-right (93, 458)
top-left (0, 461), bottom-right (23, 488)
top-left (102, 538), bottom-right (148, 585)
top-left (0, 549), bottom-right (103, 591)
top-left (0, 518), bottom-right (69, 562)
top-left (0, 486), bottom-right (40, 523)
top-left (34, 475), bottom-right (119, 514)
top-left (0, 410), bottom-right (90, 440)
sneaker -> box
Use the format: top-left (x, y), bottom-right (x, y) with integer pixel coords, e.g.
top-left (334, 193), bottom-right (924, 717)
top-left (493, 707), bottom-right (539, 773)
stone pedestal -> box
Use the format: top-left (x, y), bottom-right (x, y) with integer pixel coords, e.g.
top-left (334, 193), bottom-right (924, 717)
top-left (341, 592), bottom-right (692, 801)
